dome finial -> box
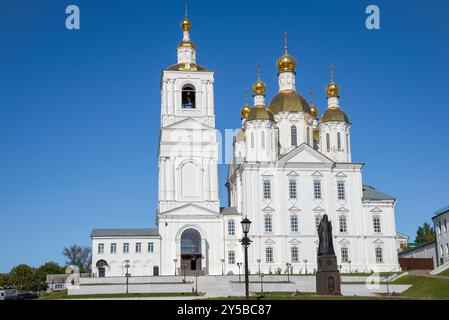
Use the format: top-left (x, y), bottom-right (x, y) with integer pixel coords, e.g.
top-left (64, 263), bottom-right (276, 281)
top-left (326, 64), bottom-right (340, 98)
top-left (240, 90), bottom-right (251, 119)
top-left (181, 1), bottom-right (191, 31)
top-left (277, 32), bottom-right (296, 73)
top-left (185, 0), bottom-right (188, 18)
top-left (284, 31), bottom-right (288, 54)
top-left (310, 90), bottom-right (319, 118)
top-left (252, 64), bottom-right (266, 96)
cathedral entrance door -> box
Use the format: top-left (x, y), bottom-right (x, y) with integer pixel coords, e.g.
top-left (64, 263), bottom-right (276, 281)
top-left (180, 228), bottom-right (202, 274)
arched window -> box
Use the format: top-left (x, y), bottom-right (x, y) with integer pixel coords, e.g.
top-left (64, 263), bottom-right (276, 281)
top-left (181, 84), bottom-right (196, 109)
top-left (181, 228), bottom-right (201, 254)
top-left (291, 125), bottom-right (297, 146)
top-left (306, 127), bottom-right (311, 145)
top-left (326, 133), bottom-right (330, 152)
top-left (337, 132), bottom-right (342, 151)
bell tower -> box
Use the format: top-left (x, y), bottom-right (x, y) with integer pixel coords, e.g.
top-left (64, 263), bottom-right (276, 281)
top-left (158, 12), bottom-right (219, 214)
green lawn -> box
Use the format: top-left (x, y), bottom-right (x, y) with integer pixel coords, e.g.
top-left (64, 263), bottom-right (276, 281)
top-left (392, 275), bottom-right (449, 299)
top-left (438, 268), bottom-right (449, 277)
top-left (40, 290), bottom-right (198, 300)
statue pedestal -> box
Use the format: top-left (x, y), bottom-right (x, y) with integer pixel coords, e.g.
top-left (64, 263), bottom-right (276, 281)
top-left (316, 255), bottom-right (341, 295)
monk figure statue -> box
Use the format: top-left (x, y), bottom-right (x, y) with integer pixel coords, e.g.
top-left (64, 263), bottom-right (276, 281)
top-left (317, 214), bottom-right (335, 256)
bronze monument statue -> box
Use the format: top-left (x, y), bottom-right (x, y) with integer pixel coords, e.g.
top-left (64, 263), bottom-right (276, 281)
top-left (315, 214), bottom-right (341, 295)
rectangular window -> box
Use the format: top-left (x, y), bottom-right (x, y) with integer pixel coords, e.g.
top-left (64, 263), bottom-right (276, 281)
top-left (341, 247), bottom-right (349, 263)
top-left (337, 181), bottom-right (346, 200)
top-left (291, 247), bottom-right (299, 262)
top-left (263, 179), bottom-right (271, 199)
top-left (313, 180), bottom-right (322, 200)
top-left (264, 215), bottom-right (273, 233)
top-left (136, 242), bottom-right (141, 253)
top-left (265, 247), bottom-right (273, 263)
top-left (148, 242), bottom-right (154, 253)
top-left (375, 247), bottom-right (383, 263)
top-left (98, 243), bottom-right (104, 254)
top-left (228, 219), bottom-right (235, 236)
top-left (373, 216), bottom-right (381, 233)
top-left (123, 243), bottom-right (129, 253)
top-left (289, 179), bottom-right (297, 199)
top-left (228, 251), bottom-right (235, 264)
top-left (339, 215), bottom-right (348, 233)
top-left (290, 215), bottom-right (299, 232)
top-left (315, 214), bottom-right (322, 231)
top-left (110, 243), bottom-right (117, 254)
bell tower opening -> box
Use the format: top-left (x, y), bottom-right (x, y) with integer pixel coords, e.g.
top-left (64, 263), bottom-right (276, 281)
top-left (181, 85), bottom-right (196, 109)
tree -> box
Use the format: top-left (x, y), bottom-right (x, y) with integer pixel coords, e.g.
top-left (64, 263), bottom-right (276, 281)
top-left (9, 264), bottom-right (46, 292)
top-left (415, 223), bottom-right (436, 244)
top-left (38, 261), bottom-right (65, 275)
top-left (63, 245), bottom-right (92, 272)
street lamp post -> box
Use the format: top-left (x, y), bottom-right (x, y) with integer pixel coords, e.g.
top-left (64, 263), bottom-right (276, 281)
top-left (240, 217), bottom-right (252, 299)
top-left (237, 262), bottom-right (242, 283)
top-left (348, 260), bottom-right (352, 274)
top-left (124, 260), bottom-right (130, 296)
top-left (221, 258), bottom-right (225, 275)
top-left (173, 258), bottom-right (178, 276)
top-left (303, 259), bottom-right (308, 275)
top-left (195, 272), bottom-right (199, 294)
top-left (286, 263), bottom-right (291, 283)
top-left (183, 265), bottom-right (186, 283)
top-left (260, 273), bottom-right (264, 294)
top-left (257, 259), bottom-right (261, 275)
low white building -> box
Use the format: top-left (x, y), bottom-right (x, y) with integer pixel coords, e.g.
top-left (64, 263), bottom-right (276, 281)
top-left (90, 13), bottom-right (400, 277)
top-left (433, 206), bottom-right (449, 267)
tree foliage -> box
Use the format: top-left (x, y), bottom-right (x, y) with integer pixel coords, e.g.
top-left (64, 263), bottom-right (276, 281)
top-left (62, 245), bottom-right (92, 272)
top-left (415, 222), bottom-right (436, 243)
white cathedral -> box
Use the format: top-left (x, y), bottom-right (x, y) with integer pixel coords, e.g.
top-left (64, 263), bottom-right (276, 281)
top-left (90, 14), bottom-right (400, 277)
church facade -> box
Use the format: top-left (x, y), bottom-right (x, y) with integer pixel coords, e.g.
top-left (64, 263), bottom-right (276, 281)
top-left (91, 14), bottom-right (400, 277)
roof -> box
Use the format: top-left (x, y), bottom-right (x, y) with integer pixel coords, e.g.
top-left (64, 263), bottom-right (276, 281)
top-left (165, 63), bottom-right (207, 72)
top-left (91, 228), bottom-right (159, 238)
top-left (46, 274), bottom-right (69, 283)
top-left (268, 90), bottom-right (312, 115)
top-left (220, 207), bottom-right (239, 216)
top-left (362, 185), bottom-right (395, 201)
top-left (433, 205), bottom-right (449, 220)
top-left (398, 240), bottom-right (436, 256)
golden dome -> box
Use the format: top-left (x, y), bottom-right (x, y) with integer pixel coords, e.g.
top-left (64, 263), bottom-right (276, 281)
top-left (310, 105), bottom-right (319, 118)
top-left (241, 93), bottom-right (251, 119)
top-left (181, 16), bottom-right (191, 31)
top-left (166, 63), bottom-right (207, 71)
top-left (326, 82), bottom-right (340, 97)
top-left (326, 64), bottom-right (340, 97)
top-left (269, 90), bottom-right (312, 115)
top-left (177, 39), bottom-right (196, 50)
top-left (309, 90), bottom-right (319, 118)
top-left (277, 32), bottom-right (297, 73)
top-left (319, 106), bottom-right (350, 124)
top-left (252, 64), bottom-right (266, 95)
top-left (277, 54), bottom-right (296, 73)
top-left (246, 106), bottom-right (275, 122)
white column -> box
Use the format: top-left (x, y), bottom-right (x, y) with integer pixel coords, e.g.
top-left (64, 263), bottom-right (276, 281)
top-left (169, 79), bottom-right (175, 115)
top-left (210, 159), bottom-right (218, 201)
top-left (236, 173), bottom-right (242, 213)
top-left (201, 80), bottom-right (207, 115)
top-left (204, 159), bottom-right (211, 200)
top-left (207, 81), bottom-right (213, 116)
top-left (159, 158), bottom-right (166, 200)
top-left (209, 80), bottom-right (214, 116)
top-left (166, 158), bottom-right (174, 200)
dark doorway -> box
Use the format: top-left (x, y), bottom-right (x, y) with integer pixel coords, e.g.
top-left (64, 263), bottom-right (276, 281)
top-left (96, 260), bottom-right (109, 278)
top-left (180, 228), bottom-right (202, 273)
top-left (153, 266), bottom-right (159, 276)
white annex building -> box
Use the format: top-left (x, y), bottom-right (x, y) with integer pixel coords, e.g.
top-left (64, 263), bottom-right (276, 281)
top-left (91, 14), bottom-right (400, 277)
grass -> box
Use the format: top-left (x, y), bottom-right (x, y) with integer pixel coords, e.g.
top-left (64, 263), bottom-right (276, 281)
top-left (40, 290), bottom-right (198, 300)
top-left (438, 268), bottom-right (449, 277)
top-left (392, 275), bottom-right (449, 299)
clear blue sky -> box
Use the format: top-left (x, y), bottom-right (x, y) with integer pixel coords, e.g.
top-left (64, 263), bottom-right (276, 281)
top-left (1, 0), bottom-right (448, 272)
